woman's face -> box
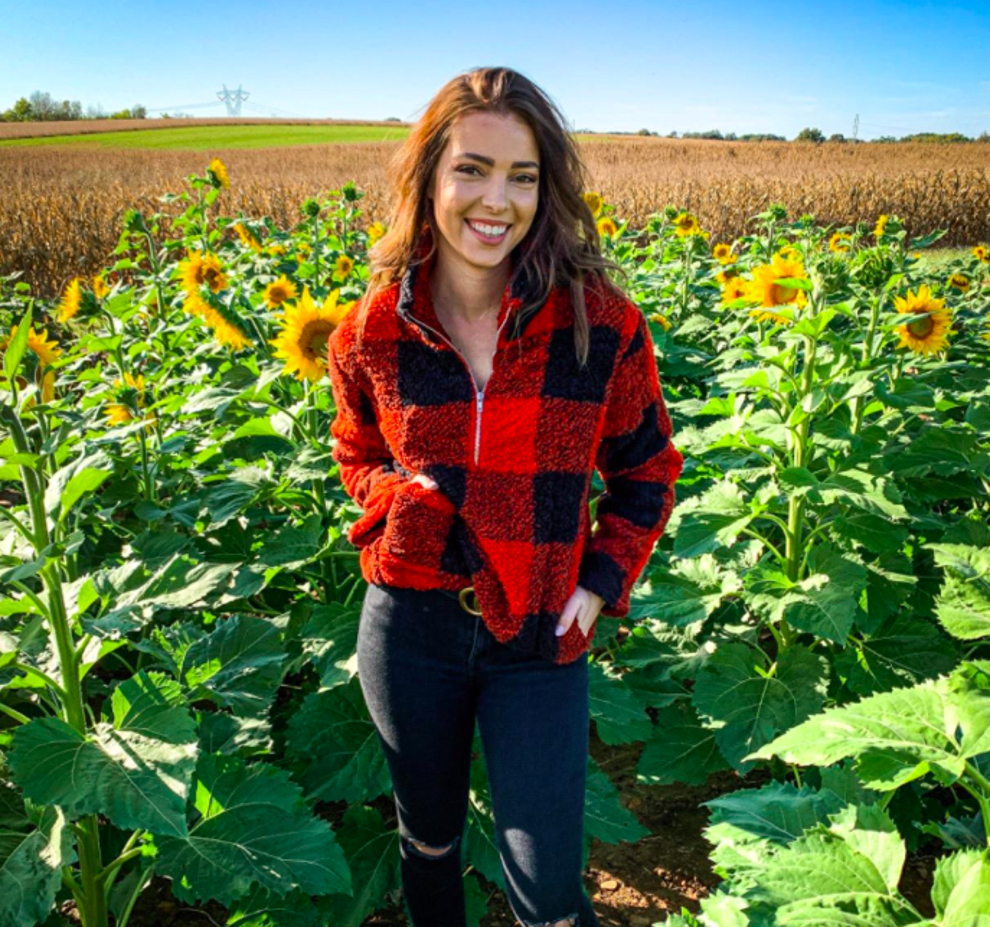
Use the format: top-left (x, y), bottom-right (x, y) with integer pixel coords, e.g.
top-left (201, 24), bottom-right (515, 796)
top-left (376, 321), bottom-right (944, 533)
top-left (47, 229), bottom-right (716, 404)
top-left (428, 110), bottom-right (540, 273)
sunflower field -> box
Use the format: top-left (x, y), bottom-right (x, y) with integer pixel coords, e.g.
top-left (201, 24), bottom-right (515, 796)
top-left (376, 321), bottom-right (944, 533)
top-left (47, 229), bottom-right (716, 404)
top-left (2, 161), bottom-right (990, 927)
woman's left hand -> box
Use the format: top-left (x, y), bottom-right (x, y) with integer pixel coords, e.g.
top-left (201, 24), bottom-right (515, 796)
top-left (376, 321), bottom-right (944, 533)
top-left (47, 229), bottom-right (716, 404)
top-left (555, 585), bottom-right (605, 638)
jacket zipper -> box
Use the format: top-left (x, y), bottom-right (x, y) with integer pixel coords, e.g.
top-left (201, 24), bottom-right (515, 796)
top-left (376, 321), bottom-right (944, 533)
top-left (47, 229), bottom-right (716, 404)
top-left (407, 311), bottom-right (513, 465)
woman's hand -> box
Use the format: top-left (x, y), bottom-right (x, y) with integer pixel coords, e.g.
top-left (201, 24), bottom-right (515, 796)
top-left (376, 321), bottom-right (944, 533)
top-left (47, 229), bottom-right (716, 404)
top-left (410, 473), bottom-right (438, 490)
top-left (555, 585), bottom-right (605, 638)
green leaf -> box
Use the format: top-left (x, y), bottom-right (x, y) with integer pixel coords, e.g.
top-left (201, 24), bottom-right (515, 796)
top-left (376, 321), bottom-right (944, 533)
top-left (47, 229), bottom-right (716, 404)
top-left (929, 543), bottom-right (990, 641)
top-left (201, 466), bottom-right (272, 528)
top-left (180, 615), bottom-right (287, 718)
top-left (674, 481), bottom-right (754, 558)
top-left (932, 848), bottom-right (990, 921)
top-left (836, 614), bottom-right (958, 696)
top-left (637, 701), bottom-right (730, 786)
top-left (226, 886), bottom-right (321, 927)
top-left (584, 758), bottom-right (651, 846)
top-left (692, 643), bottom-right (828, 772)
top-left (8, 670), bottom-right (197, 836)
top-left (746, 676), bottom-right (967, 789)
top-left (253, 515), bottom-right (322, 571)
top-left (0, 787), bottom-right (77, 927)
top-left (288, 678), bottom-right (392, 805)
top-left (298, 604), bottom-right (360, 690)
top-left (155, 753), bottom-right (351, 906)
top-left (3, 302), bottom-right (33, 381)
top-left (312, 803), bottom-right (400, 927)
top-left (779, 550), bottom-right (865, 644)
top-left (589, 662), bottom-right (652, 744)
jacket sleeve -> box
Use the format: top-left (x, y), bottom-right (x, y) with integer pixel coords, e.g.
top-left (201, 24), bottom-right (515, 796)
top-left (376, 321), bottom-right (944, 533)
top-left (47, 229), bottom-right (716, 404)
top-left (577, 308), bottom-right (684, 617)
top-left (326, 327), bottom-right (410, 548)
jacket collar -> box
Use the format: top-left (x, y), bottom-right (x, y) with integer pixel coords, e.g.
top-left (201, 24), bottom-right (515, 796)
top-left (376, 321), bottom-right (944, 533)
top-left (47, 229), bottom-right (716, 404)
top-left (395, 234), bottom-right (548, 346)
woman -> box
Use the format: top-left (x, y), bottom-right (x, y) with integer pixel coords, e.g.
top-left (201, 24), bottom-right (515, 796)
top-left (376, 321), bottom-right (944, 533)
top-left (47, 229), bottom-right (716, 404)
top-left (326, 66), bottom-right (683, 927)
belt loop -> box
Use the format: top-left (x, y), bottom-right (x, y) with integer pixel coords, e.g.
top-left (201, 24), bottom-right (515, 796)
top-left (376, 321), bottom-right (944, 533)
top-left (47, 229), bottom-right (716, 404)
top-left (458, 585), bottom-right (483, 615)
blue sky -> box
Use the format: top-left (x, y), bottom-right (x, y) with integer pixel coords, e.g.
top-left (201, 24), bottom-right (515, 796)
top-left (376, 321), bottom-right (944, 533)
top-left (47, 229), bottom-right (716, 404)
top-left (0, 0), bottom-right (987, 140)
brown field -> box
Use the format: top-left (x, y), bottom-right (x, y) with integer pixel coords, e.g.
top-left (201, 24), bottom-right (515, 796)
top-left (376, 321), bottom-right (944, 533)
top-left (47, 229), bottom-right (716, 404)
top-left (2, 136), bottom-right (988, 299)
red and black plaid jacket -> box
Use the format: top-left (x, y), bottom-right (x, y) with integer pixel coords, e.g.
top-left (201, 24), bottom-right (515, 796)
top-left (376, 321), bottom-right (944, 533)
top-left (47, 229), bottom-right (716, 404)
top-left (326, 243), bottom-right (684, 664)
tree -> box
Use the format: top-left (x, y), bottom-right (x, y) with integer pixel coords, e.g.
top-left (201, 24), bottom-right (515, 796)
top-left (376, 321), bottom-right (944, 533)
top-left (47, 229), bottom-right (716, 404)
top-left (828, 133), bottom-right (846, 143)
top-left (795, 127), bottom-right (825, 143)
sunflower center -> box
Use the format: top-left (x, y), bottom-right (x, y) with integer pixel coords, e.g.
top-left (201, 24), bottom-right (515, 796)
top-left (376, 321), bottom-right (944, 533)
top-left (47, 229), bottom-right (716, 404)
top-left (270, 287), bottom-right (287, 304)
top-left (770, 283), bottom-right (799, 305)
top-left (907, 314), bottom-right (934, 338)
top-left (303, 320), bottom-right (337, 358)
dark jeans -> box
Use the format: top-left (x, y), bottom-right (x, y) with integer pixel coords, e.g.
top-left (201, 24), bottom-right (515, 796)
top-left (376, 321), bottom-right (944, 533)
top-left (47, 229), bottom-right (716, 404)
top-left (357, 582), bottom-right (600, 927)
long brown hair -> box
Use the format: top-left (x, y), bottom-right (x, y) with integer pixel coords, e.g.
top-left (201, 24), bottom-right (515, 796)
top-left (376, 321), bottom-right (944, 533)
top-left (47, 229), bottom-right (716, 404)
top-left (362, 66), bottom-right (629, 366)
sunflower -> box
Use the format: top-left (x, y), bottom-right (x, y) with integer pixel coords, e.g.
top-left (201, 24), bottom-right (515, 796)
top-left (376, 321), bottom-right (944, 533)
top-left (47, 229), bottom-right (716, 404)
top-left (982, 321), bottom-right (990, 345)
top-left (583, 191), bottom-right (604, 218)
top-left (673, 212), bottom-right (701, 237)
top-left (595, 216), bottom-right (619, 239)
top-left (270, 286), bottom-right (354, 382)
top-left (778, 244), bottom-right (802, 261)
top-left (721, 277), bottom-right (750, 304)
top-left (234, 222), bottom-right (263, 252)
top-left (367, 222), bottom-right (386, 246)
top-left (182, 293), bottom-right (210, 318)
top-left (264, 275), bottom-right (299, 309)
top-left (56, 277), bottom-right (84, 323)
top-left (208, 158), bottom-right (230, 190)
top-left (40, 369), bottom-right (56, 403)
top-left (178, 249), bottom-right (227, 295)
top-left (947, 273), bottom-right (970, 293)
top-left (204, 308), bottom-right (252, 351)
top-left (332, 254), bottom-right (355, 282)
top-left (648, 312), bottom-right (672, 331)
top-left (828, 232), bottom-right (852, 254)
top-left (712, 243), bottom-right (735, 265)
top-left (93, 274), bottom-right (110, 300)
top-left (1, 324), bottom-right (62, 366)
top-left (104, 372), bottom-right (155, 428)
top-left (716, 266), bottom-right (740, 284)
top-left (267, 242), bottom-right (288, 257)
top-left (974, 245), bottom-right (990, 264)
top-left (893, 284), bottom-right (953, 355)
top-left (874, 214), bottom-right (888, 239)
top-left (202, 253), bottom-right (228, 293)
top-left (744, 253), bottom-right (809, 309)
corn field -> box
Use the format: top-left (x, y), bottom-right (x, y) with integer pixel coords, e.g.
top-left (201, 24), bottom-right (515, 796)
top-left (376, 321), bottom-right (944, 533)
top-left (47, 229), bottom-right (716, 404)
top-left (2, 136), bottom-right (988, 298)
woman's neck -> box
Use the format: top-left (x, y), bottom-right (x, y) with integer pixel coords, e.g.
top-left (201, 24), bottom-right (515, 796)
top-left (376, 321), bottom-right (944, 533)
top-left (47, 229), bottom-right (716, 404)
top-left (429, 240), bottom-right (512, 324)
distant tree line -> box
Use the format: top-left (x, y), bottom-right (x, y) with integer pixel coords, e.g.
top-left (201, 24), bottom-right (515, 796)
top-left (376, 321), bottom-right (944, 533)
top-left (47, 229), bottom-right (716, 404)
top-left (602, 126), bottom-right (990, 143)
top-left (1, 91), bottom-right (147, 122)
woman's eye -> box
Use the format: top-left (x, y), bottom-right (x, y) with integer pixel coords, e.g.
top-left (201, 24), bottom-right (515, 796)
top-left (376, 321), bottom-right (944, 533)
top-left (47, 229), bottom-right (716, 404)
top-left (455, 166), bottom-right (537, 184)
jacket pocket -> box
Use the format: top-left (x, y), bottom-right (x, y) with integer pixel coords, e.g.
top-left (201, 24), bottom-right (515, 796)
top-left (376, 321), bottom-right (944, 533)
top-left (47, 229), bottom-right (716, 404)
top-left (377, 479), bottom-right (461, 583)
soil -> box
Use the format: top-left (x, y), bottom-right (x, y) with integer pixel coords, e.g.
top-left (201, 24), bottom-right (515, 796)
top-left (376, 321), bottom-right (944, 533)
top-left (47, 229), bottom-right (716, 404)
top-left (53, 724), bottom-right (938, 926)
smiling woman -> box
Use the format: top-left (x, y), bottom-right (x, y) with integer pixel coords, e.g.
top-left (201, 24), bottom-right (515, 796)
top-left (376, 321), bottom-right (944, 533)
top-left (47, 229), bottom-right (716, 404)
top-left (325, 65), bottom-right (683, 927)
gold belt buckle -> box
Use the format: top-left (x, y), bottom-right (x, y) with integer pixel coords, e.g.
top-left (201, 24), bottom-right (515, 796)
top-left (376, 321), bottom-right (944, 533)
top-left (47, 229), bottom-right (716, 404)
top-left (458, 585), bottom-right (483, 616)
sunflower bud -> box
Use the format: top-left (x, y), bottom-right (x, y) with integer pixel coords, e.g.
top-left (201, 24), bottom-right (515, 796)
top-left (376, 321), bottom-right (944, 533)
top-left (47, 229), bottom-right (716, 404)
top-left (123, 209), bottom-right (148, 234)
top-left (301, 198), bottom-right (321, 219)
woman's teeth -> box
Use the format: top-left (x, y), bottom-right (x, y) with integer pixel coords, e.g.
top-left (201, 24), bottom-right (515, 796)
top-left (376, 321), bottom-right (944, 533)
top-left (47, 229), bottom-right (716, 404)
top-left (467, 220), bottom-right (509, 239)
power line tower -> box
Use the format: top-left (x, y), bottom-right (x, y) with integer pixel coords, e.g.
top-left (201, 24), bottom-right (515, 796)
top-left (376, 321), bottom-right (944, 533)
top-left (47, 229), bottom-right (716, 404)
top-left (852, 114), bottom-right (860, 141)
top-left (217, 84), bottom-right (250, 117)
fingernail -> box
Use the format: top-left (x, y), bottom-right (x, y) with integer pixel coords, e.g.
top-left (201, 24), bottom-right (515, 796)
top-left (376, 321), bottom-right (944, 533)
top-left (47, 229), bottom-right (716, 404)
top-left (555, 624), bottom-right (566, 636)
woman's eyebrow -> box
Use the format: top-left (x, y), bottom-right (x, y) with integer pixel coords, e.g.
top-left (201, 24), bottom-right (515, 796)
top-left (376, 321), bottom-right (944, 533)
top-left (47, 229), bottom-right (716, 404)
top-left (457, 151), bottom-right (540, 169)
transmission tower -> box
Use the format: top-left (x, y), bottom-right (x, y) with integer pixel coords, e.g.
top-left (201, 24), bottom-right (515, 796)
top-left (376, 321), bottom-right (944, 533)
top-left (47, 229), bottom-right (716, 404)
top-left (852, 114), bottom-right (860, 141)
top-left (217, 84), bottom-right (250, 117)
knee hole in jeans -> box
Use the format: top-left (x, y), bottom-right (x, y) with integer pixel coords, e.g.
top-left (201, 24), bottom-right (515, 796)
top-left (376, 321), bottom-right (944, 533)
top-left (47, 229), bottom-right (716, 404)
top-left (401, 832), bottom-right (460, 859)
top-left (515, 916), bottom-right (579, 927)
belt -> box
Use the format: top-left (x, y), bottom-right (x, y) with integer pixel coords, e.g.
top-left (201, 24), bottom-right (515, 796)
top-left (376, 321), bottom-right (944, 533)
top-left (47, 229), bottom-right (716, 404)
top-left (458, 585), bottom-right (483, 616)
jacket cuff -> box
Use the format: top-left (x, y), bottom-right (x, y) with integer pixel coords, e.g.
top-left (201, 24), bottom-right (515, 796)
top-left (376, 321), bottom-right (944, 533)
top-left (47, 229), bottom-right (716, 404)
top-left (577, 549), bottom-right (629, 616)
top-left (346, 466), bottom-right (409, 549)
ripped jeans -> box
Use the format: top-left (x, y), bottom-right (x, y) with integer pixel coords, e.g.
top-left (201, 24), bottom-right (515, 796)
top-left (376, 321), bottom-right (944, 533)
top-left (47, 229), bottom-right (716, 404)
top-left (357, 582), bottom-right (600, 927)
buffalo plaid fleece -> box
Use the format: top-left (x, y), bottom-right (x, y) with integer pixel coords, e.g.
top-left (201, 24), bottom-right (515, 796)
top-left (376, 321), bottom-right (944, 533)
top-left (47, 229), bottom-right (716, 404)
top-left (326, 243), bottom-right (684, 665)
